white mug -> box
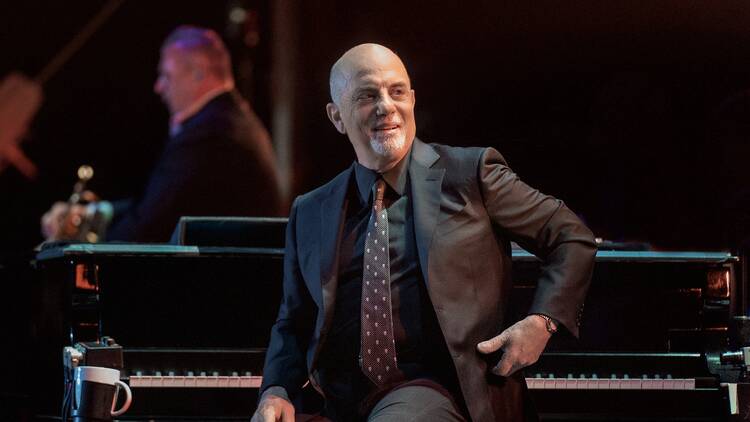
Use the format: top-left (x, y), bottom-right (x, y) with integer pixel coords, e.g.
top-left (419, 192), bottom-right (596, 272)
top-left (74, 366), bottom-right (132, 417)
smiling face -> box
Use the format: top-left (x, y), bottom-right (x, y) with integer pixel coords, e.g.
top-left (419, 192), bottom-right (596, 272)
top-left (326, 44), bottom-right (416, 172)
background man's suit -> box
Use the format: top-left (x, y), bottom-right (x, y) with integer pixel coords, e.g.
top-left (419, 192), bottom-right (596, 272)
top-left (106, 91), bottom-right (284, 242)
top-left (261, 138), bottom-right (597, 421)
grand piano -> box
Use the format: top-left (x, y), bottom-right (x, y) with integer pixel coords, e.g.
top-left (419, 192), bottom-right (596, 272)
top-left (21, 217), bottom-right (747, 421)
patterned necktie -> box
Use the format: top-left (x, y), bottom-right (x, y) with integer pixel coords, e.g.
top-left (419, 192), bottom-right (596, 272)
top-left (360, 178), bottom-right (401, 386)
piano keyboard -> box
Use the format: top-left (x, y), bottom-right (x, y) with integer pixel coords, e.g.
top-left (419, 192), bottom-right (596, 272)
top-left (129, 371), bottom-right (262, 388)
top-left (128, 372), bottom-right (705, 391)
top-left (525, 375), bottom-right (697, 390)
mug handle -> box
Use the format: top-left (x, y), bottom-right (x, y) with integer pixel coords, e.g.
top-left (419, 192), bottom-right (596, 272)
top-left (111, 380), bottom-right (132, 416)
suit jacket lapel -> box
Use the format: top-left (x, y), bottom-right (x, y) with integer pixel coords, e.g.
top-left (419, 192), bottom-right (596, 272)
top-left (318, 165), bottom-right (353, 328)
top-left (409, 139), bottom-right (444, 285)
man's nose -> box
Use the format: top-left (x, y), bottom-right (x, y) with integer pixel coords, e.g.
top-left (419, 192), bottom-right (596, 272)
top-left (375, 94), bottom-right (396, 116)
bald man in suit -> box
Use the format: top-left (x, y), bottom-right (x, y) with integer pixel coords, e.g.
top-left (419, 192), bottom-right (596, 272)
top-left (253, 43), bottom-right (596, 422)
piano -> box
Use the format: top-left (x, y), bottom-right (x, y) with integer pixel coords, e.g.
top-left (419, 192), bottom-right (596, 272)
top-left (29, 242), bottom-right (283, 419)
top-left (23, 231), bottom-right (745, 421)
top-left (515, 249), bottom-right (742, 421)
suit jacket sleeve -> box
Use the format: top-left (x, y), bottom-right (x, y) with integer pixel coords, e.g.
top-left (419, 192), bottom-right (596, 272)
top-left (478, 147), bottom-right (597, 336)
top-left (259, 197), bottom-right (314, 399)
top-left (104, 140), bottom-right (205, 242)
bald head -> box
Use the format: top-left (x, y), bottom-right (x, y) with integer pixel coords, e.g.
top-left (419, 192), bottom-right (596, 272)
top-left (154, 26), bottom-right (237, 116)
top-left (329, 43), bottom-right (410, 105)
top-left (325, 43), bottom-right (416, 172)
top-left (161, 25), bottom-right (234, 83)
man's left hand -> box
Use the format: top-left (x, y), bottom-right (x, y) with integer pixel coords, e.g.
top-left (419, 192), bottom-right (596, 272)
top-left (476, 315), bottom-right (552, 376)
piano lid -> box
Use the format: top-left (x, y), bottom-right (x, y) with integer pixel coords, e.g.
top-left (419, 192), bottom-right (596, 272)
top-left (36, 241), bottom-right (737, 263)
top-left (35, 242), bottom-right (284, 260)
top-left (513, 249), bottom-right (738, 263)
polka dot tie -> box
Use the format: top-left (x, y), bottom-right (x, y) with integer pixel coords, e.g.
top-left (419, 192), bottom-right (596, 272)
top-left (360, 178), bottom-right (401, 386)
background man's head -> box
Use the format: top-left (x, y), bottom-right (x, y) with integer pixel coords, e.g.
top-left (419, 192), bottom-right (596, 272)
top-left (326, 43), bottom-right (416, 172)
top-left (154, 25), bottom-right (234, 116)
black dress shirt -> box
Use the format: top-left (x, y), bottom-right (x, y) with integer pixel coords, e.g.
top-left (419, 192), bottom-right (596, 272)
top-left (315, 147), bottom-right (459, 421)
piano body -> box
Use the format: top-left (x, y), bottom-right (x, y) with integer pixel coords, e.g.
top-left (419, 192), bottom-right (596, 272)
top-left (513, 249), bottom-right (742, 421)
top-left (29, 242), bottom-right (282, 419)
top-left (28, 238), bottom-right (744, 421)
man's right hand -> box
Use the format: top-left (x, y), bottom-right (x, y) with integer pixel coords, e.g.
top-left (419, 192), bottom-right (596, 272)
top-left (251, 394), bottom-right (295, 422)
top-left (40, 201), bottom-right (86, 241)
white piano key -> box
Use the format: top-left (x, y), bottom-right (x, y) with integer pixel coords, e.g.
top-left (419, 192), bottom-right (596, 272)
top-left (185, 375), bottom-right (198, 387)
top-left (662, 378), bottom-right (677, 389)
top-left (229, 376), bottom-right (240, 388)
top-left (128, 375), bottom-right (148, 387)
top-left (543, 377), bottom-right (556, 389)
top-left (621, 378), bottom-right (642, 389)
top-left (609, 376), bottom-right (621, 390)
top-left (644, 379), bottom-right (657, 389)
top-left (241, 376), bottom-right (262, 388)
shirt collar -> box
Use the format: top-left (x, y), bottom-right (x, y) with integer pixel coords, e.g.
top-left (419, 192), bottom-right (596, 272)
top-left (169, 81), bottom-right (234, 137)
top-left (354, 143), bottom-right (413, 205)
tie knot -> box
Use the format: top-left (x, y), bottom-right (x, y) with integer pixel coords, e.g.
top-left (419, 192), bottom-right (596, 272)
top-left (373, 179), bottom-right (386, 208)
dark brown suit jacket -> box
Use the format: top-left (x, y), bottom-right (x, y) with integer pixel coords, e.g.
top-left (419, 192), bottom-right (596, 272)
top-left (261, 138), bottom-right (597, 421)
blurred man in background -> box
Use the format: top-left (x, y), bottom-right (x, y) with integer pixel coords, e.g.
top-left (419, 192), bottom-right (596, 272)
top-left (41, 25), bottom-right (283, 243)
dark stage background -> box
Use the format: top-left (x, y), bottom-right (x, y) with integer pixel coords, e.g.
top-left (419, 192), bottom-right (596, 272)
top-left (2, 1), bottom-right (750, 257)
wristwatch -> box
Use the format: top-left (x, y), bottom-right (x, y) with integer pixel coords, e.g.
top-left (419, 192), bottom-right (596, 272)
top-left (532, 314), bottom-right (558, 334)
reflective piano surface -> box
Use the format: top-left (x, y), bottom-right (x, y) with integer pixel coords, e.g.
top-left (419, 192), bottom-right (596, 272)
top-left (27, 243), bottom-right (743, 421)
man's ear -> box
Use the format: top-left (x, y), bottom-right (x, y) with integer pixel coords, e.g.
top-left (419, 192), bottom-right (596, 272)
top-left (326, 102), bottom-right (346, 134)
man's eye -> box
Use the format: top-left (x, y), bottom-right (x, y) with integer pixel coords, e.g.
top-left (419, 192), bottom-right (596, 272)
top-left (391, 88), bottom-right (406, 97)
top-left (357, 93), bottom-right (376, 101)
